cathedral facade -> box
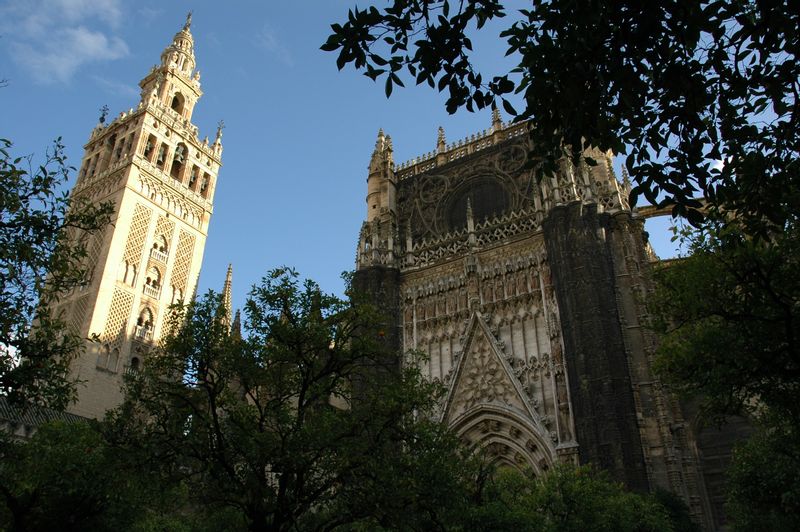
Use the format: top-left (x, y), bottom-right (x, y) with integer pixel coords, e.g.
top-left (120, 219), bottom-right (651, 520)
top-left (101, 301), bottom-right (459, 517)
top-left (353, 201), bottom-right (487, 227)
top-left (41, 15), bottom-right (739, 529)
top-left (57, 15), bottom-right (222, 419)
top-left (353, 113), bottom-right (722, 528)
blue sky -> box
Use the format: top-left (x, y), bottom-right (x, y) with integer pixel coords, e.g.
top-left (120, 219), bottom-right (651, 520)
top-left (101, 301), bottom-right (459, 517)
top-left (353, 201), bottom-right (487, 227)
top-left (1, 0), bottom-right (679, 313)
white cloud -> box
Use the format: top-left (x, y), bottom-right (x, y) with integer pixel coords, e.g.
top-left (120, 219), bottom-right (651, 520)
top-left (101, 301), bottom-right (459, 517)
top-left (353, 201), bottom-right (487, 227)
top-left (254, 24), bottom-right (293, 66)
top-left (0, 0), bottom-right (127, 84)
top-left (91, 74), bottom-right (138, 99)
top-left (137, 6), bottom-right (163, 25)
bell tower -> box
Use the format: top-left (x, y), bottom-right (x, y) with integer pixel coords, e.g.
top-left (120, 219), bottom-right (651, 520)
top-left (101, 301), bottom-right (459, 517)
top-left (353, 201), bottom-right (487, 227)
top-left (60, 14), bottom-right (222, 418)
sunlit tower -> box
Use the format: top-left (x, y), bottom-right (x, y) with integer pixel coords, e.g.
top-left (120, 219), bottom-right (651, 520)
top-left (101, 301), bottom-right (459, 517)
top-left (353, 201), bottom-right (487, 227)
top-left (58, 14), bottom-right (222, 418)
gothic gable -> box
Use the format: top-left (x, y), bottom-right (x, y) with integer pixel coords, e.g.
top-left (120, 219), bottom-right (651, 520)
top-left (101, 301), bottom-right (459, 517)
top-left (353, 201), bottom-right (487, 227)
top-left (443, 311), bottom-right (536, 425)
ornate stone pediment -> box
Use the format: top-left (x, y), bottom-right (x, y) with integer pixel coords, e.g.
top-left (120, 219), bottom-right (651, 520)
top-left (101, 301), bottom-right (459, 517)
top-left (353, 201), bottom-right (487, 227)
top-left (443, 311), bottom-right (538, 424)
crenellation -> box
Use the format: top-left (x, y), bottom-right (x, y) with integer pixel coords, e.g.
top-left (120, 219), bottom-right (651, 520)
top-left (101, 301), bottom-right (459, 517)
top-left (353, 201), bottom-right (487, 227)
top-left (396, 120), bottom-right (527, 180)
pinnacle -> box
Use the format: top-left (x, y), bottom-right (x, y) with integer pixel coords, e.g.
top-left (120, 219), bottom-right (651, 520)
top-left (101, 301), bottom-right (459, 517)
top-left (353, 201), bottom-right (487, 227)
top-left (491, 106), bottom-right (502, 130)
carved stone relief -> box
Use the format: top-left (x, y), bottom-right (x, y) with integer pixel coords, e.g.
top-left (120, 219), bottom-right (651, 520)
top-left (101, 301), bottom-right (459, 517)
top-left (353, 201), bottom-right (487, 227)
top-left (397, 139), bottom-right (535, 242)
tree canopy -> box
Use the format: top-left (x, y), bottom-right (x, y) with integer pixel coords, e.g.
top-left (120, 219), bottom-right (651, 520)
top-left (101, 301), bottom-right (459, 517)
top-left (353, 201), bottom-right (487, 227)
top-left (0, 138), bottom-right (112, 409)
top-left (107, 269), bottom-right (469, 531)
top-left (323, 0), bottom-right (799, 232)
top-left (649, 221), bottom-right (800, 530)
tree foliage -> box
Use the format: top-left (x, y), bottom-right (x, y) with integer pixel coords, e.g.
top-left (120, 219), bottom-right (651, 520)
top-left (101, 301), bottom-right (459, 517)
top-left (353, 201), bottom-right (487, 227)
top-left (725, 423), bottom-right (800, 532)
top-left (107, 269), bottom-right (468, 532)
top-left (650, 222), bottom-right (800, 423)
top-left (649, 221), bottom-right (800, 527)
top-left (0, 422), bottom-right (140, 531)
top-left (323, 0), bottom-right (799, 231)
top-left (0, 138), bottom-right (112, 409)
top-left (0, 419), bottom-right (214, 532)
top-left (464, 465), bottom-right (679, 532)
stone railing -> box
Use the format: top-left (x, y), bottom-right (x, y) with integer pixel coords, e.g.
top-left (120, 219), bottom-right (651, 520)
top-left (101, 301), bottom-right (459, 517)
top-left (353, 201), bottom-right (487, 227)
top-left (150, 248), bottom-right (169, 263)
top-left (395, 121), bottom-right (529, 180)
top-left (134, 325), bottom-right (153, 340)
top-left (402, 208), bottom-right (541, 270)
top-left (143, 284), bottom-right (161, 299)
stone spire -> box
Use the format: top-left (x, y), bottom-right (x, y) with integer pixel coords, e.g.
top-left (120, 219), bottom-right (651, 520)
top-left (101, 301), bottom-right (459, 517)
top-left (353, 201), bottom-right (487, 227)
top-left (213, 120), bottom-right (224, 156)
top-left (214, 120), bottom-right (224, 145)
top-left (160, 12), bottom-right (196, 75)
top-left (368, 128), bottom-right (393, 175)
top-left (138, 14), bottom-right (203, 120)
top-left (221, 264), bottom-right (233, 332)
top-left (466, 197), bottom-right (475, 232)
top-left (621, 165), bottom-right (631, 189)
top-left (492, 106), bottom-right (503, 131)
top-left (231, 309), bottom-right (242, 341)
top-left (437, 126), bottom-right (446, 153)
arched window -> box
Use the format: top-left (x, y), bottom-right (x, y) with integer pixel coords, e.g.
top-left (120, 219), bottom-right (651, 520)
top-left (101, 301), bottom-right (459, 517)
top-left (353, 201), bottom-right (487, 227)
top-left (171, 286), bottom-right (184, 304)
top-left (145, 266), bottom-right (161, 288)
top-left (153, 235), bottom-right (169, 254)
top-left (130, 356), bottom-right (141, 371)
top-left (114, 136), bottom-right (124, 161)
top-left (200, 172), bottom-right (210, 198)
top-left (171, 93), bottom-right (185, 115)
top-left (188, 165), bottom-right (199, 190)
top-left (143, 134), bottom-right (156, 161)
top-left (156, 143), bottom-right (169, 169)
top-left (107, 348), bottom-right (120, 371)
top-left (170, 143), bottom-right (187, 180)
top-left (99, 133), bottom-right (117, 172)
top-left (137, 307), bottom-right (154, 329)
top-left (136, 308), bottom-right (155, 340)
top-left (447, 179), bottom-right (509, 231)
top-left (97, 344), bottom-right (111, 369)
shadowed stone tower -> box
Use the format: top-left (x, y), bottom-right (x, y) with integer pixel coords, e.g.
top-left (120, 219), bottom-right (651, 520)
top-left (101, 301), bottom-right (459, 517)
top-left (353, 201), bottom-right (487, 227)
top-left (58, 14), bottom-right (222, 419)
top-left (353, 113), bottom-right (719, 529)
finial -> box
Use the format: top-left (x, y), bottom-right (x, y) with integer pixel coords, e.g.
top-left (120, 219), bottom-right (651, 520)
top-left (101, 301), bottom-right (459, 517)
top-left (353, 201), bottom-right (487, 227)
top-left (215, 120), bottom-right (225, 144)
top-left (98, 104), bottom-right (109, 124)
top-left (373, 129), bottom-right (387, 152)
top-left (231, 309), bottom-right (242, 340)
top-left (184, 11), bottom-right (193, 30)
top-left (466, 197), bottom-right (475, 234)
top-left (491, 106), bottom-right (502, 131)
top-left (221, 263), bottom-right (233, 332)
top-left (385, 135), bottom-right (393, 151)
top-left (437, 126), bottom-right (446, 153)
top-left (621, 165), bottom-right (631, 188)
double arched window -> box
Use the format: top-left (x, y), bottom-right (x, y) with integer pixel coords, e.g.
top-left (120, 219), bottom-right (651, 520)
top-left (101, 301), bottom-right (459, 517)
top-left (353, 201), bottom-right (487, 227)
top-left (119, 260), bottom-right (137, 286)
top-left (96, 344), bottom-right (120, 372)
top-left (153, 235), bottom-right (169, 254)
top-left (145, 266), bottom-right (161, 289)
top-left (137, 307), bottom-right (154, 329)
